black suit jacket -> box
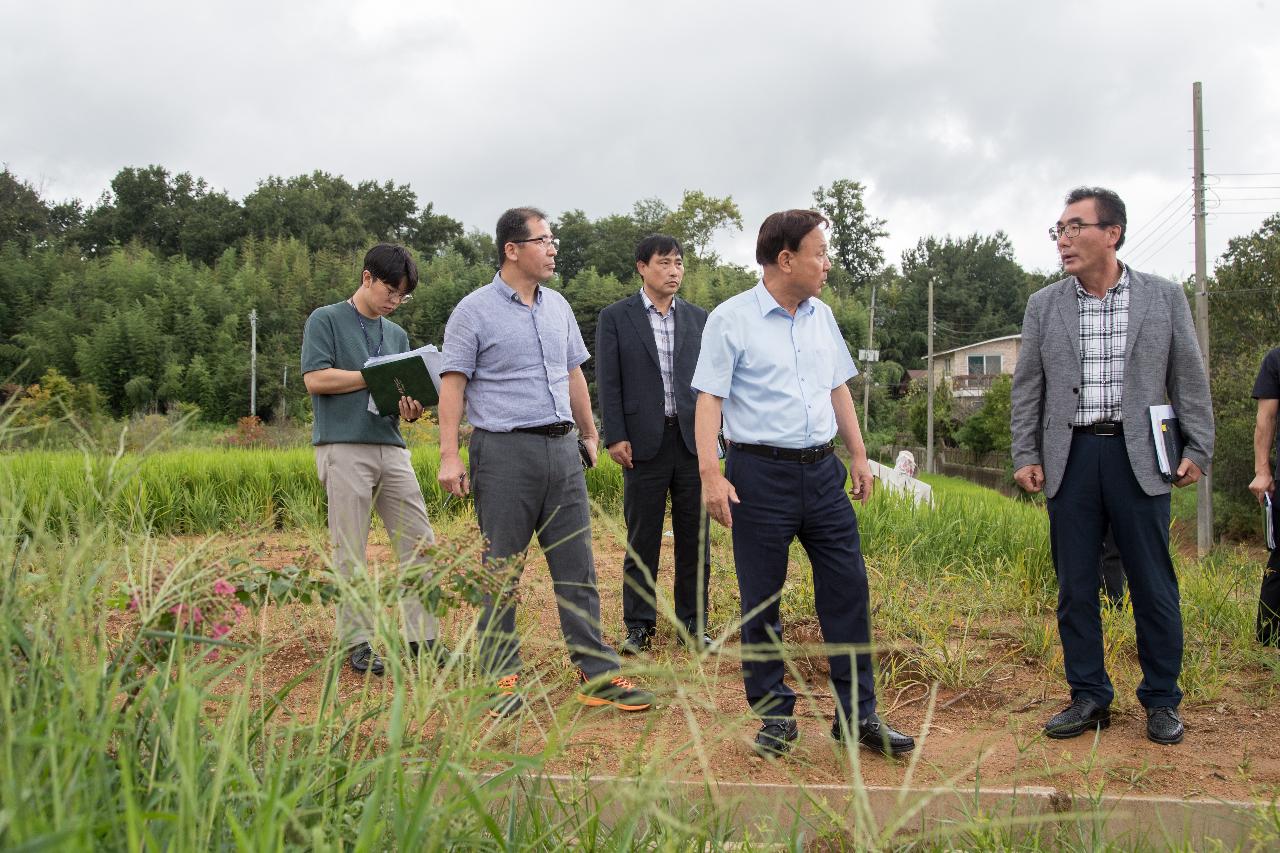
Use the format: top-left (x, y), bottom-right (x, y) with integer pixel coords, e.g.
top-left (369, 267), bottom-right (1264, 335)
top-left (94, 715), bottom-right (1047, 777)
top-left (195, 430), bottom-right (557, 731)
top-left (596, 292), bottom-right (707, 462)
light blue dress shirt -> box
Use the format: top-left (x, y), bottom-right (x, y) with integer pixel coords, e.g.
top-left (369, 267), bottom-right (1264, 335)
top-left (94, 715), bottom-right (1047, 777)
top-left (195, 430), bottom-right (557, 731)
top-left (691, 281), bottom-right (857, 448)
top-left (441, 273), bottom-right (589, 431)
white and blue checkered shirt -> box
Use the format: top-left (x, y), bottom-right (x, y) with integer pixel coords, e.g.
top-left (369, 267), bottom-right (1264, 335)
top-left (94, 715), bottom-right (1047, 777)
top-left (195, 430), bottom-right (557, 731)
top-left (1072, 263), bottom-right (1130, 426)
top-left (640, 289), bottom-right (677, 417)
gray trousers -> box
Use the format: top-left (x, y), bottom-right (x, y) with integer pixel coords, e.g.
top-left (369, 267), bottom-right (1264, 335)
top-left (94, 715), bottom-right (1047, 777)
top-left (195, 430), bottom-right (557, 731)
top-left (469, 428), bottom-right (620, 678)
top-left (316, 443), bottom-right (437, 647)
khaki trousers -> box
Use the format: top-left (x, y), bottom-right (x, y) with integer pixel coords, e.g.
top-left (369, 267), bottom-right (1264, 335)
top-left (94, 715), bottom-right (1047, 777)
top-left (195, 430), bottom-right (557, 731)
top-left (316, 443), bottom-right (437, 647)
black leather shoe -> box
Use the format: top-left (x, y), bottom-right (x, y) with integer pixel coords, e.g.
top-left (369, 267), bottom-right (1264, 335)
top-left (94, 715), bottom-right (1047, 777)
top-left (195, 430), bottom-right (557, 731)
top-left (1146, 706), bottom-right (1184, 745)
top-left (620, 626), bottom-right (653, 656)
top-left (680, 620), bottom-right (713, 651)
top-left (833, 713), bottom-right (915, 756)
top-left (754, 718), bottom-right (799, 757)
top-left (1043, 697), bottom-right (1110, 739)
top-left (408, 639), bottom-right (450, 668)
top-left (347, 642), bottom-right (384, 676)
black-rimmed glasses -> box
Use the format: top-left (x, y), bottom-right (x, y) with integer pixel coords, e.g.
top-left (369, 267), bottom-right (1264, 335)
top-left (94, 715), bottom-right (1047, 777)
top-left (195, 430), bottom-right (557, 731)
top-left (1048, 222), bottom-right (1109, 241)
top-left (512, 235), bottom-right (560, 249)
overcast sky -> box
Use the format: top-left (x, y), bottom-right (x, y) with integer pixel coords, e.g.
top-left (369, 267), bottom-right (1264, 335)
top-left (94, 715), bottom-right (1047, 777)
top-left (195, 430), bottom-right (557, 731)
top-left (3, 1), bottom-right (1278, 281)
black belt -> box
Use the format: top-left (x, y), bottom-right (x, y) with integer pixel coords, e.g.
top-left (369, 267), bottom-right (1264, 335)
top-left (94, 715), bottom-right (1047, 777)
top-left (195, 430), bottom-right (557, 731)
top-left (729, 440), bottom-right (835, 463)
top-left (664, 415), bottom-right (679, 428)
top-left (513, 421), bottom-right (574, 437)
top-left (1073, 421), bottom-right (1123, 436)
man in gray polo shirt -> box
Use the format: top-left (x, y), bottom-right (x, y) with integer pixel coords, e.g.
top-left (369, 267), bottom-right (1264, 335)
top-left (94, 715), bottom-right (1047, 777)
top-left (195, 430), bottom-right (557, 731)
top-left (302, 243), bottom-right (445, 676)
top-left (438, 206), bottom-right (653, 717)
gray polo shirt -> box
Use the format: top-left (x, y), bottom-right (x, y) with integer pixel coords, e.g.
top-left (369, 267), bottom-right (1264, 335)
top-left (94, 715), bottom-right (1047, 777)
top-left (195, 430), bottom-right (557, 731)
top-left (302, 301), bottom-right (410, 446)
top-left (442, 273), bottom-right (589, 431)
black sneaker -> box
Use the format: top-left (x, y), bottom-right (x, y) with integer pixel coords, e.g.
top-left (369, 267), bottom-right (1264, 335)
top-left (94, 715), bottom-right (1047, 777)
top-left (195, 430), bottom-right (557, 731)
top-left (575, 671), bottom-right (654, 711)
top-left (833, 713), bottom-right (915, 756)
top-left (680, 620), bottom-right (713, 652)
top-left (619, 626), bottom-right (653, 656)
top-left (1146, 706), bottom-right (1184, 745)
top-left (754, 718), bottom-right (799, 757)
top-left (488, 672), bottom-right (523, 718)
top-left (1043, 696), bottom-right (1111, 739)
top-left (408, 639), bottom-right (451, 668)
top-left (347, 642), bottom-right (384, 676)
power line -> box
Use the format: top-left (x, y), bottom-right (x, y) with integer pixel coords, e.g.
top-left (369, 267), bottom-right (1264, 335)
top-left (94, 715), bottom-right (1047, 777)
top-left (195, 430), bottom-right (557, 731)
top-left (1126, 222), bottom-right (1191, 270)
top-left (1122, 198), bottom-right (1193, 258)
top-left (1126, 185), bottom-right (1192, 243)
top-left (1209, 172), bottom-right (1280, 177)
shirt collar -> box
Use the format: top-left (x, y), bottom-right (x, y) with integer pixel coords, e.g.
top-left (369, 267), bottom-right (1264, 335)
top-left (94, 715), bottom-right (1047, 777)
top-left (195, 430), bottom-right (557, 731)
top-left (639, 288), bottom-right (676, 314)
top-left (753, 279), bottom-right (816, 317)
top-left (1074, 262), bottom-right (1130, 299)
top-left (493, 272), bottom-right (542, 304)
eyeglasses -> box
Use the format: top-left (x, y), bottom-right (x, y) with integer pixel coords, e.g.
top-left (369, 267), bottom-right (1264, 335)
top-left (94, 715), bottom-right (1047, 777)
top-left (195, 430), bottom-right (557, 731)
top-left (1048, 222), bottom-right (1110, 241)
top-left (378, 279), bottom-right (413, 303)
top-left (512, 235), bottom-right (560, 250)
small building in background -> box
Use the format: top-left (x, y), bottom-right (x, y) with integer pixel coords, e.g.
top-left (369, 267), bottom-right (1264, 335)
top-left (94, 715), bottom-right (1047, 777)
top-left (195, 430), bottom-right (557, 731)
top-left (929, 333), bottom-right (1022, 400)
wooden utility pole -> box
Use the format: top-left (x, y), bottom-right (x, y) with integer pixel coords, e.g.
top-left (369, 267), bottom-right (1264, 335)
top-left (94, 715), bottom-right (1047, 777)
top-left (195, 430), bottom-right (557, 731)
top-left (1192, 81), bottom-right (1213, 556)
top-left (249, 308), bottom-right (258, 417)
top-left (926, 276), bottom-right (935, 474)
top-left (863, 281), bottom-right (877, 427)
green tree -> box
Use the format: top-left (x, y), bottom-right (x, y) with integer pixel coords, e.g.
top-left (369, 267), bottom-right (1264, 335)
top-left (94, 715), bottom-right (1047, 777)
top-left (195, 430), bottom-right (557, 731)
top-left (812, 179), bottom-right (888, 291)
top-left (0, 167), bottom-right (51, 249)
top-left (955, 374), bottom-right (1012, 455)
top-left (662, 190), bottom-right (743, 263)
top-left (882, 233), bottom-right (1032, 368)
top-left (1208, 213), bottom-right (1280, 535)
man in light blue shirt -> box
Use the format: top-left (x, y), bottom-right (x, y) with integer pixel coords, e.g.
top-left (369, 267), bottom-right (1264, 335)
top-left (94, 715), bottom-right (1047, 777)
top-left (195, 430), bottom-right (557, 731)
top-left (438, 206), bottom-right (653, 718)
top-left (692, 208), bottom-right (914, 758)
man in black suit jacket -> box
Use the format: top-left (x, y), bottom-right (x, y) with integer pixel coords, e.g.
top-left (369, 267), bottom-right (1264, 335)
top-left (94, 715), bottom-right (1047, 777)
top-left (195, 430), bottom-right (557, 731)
top-left (596, 234), bottom-right (711, 654)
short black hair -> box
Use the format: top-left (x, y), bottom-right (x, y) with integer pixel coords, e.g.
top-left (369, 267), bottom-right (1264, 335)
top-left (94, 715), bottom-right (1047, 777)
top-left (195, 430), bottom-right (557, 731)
top-left (363, 243), bottom-right (418, 292)
top-left (495, 206), bottom-right (547, 268)
top-left (635, 234), bottom-right (683, 265)
top-left (755, 209), bottom-right (829, 267)
top-left (1065, 186), bottom-right (1128, 249)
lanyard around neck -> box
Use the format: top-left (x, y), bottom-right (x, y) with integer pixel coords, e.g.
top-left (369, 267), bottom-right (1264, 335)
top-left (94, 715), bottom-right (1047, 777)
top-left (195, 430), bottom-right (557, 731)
top-left (347, 299), bottom-right (384, 358)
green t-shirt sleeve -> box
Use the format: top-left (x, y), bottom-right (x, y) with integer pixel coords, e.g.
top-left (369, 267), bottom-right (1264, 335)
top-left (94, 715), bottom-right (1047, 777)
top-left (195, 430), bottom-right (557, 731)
top-left (302, 310), bottom-right (336, 374)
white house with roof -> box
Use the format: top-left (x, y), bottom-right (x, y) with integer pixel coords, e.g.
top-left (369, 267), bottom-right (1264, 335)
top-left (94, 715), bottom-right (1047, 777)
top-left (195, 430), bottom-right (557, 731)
top-left (928, 333), bottom-right (1022, 398)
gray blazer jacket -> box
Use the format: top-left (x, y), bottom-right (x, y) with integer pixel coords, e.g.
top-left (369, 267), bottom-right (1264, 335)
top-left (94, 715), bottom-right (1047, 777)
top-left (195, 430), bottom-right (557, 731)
top-left (596, 293), bottom-right (707, 461)
top-left (1010, 269), bottom-right (1214, 499)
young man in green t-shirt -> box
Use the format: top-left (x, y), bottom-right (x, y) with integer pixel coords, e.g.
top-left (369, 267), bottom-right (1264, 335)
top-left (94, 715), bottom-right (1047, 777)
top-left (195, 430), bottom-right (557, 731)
top-left (302, 243), bottom-right (445, 675)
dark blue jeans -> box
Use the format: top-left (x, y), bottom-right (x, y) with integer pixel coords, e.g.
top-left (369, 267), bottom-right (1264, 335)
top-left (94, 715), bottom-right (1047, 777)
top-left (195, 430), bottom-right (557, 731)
top-left (1048, 431), bottom-right (1182, 709)
top-left (726, 449), bottom-right (877, 722)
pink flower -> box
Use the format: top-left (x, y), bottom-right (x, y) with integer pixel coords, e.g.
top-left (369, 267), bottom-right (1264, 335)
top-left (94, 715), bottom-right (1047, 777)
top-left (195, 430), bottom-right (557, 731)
top-left (232, 603), bottom-right (248, 620)
top-left (212, 578), bottom-right (236, 597)
top-left (190, 606), bottom-right (203, 624)
top-left (128, 596), bottom-right (140, 612)
top-left (205, 649), bottom-right (220, 662)
top-left (210, 623), bottom-right (230, 640)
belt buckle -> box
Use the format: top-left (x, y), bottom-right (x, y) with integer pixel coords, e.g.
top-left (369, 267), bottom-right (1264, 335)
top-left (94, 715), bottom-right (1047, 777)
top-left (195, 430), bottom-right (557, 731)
top-left (799, 447), bottom-right (817, 464)
top-left (1095, 422), bottom-right (1119, 436)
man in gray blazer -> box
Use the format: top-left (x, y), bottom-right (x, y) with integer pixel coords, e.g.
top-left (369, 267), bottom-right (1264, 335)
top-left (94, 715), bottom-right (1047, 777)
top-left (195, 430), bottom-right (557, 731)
top-left (1012, 187), bottom-right (1214, 746)
top-left (597, 234), bottom-right (712, 654)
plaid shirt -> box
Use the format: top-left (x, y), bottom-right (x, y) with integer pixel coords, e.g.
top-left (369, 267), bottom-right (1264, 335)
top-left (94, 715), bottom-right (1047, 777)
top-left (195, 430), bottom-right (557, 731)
top-left (640, 289), bottom-right (677, 416)
top-left (1072, 263), bottom-right (1130, 426)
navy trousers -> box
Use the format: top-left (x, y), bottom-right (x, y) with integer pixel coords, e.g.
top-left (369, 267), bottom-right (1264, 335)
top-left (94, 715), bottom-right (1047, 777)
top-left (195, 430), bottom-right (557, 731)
top-left (726, 448), bottom-right (877, 722)
top-left (1047, 431), bottom-right (1182, 709)
top-left (621, 422), bottom-right (711, 631)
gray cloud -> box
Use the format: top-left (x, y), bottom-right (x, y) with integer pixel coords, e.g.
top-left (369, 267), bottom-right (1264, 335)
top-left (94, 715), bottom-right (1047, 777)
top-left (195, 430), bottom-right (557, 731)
top-left (3, 0), bottom-right (1277, 280)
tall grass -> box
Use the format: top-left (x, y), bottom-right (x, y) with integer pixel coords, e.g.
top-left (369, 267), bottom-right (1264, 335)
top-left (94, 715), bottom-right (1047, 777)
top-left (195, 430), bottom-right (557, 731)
top-left (3, 423), bottom-right (1276, 848)
top-left (0, 446), bottom-right (626, 537)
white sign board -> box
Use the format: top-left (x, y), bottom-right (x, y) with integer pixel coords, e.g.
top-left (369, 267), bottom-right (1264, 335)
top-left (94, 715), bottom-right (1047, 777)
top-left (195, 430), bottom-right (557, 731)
top-left (857, 349), bottom-right (880, 362)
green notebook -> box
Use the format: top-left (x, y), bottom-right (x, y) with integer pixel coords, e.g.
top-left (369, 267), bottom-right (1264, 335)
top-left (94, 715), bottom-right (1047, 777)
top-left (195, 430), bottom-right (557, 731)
top-left (362, 345), bottom-right (442, 416)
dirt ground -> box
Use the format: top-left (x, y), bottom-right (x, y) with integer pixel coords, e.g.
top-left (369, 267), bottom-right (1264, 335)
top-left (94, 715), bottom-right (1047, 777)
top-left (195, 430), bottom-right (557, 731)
top-left (185, 524), bottom-right (1280, 805)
